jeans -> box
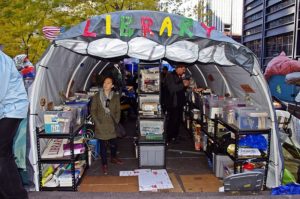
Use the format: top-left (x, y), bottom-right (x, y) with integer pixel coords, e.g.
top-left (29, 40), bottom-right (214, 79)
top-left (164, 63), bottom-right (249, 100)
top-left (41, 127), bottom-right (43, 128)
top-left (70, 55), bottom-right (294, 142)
top-left (0, 118), bottom-right (28, 199)
top-left (98, 138), bottom-right (117, 165)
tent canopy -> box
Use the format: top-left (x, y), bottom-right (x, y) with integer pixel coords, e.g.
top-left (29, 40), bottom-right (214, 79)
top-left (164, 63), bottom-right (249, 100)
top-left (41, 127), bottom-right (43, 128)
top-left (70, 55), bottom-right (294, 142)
top-left (29, 10), bottom-right (283, 190)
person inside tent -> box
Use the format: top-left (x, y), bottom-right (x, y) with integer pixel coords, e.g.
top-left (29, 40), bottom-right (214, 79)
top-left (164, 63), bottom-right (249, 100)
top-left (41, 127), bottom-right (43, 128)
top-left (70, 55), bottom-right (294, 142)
top-left (0, 50), bottom-right (28, 199)
top-left (123, 70), bottom-right (138, 118)
top-left (165, 64), bottom-right (190, 144)
top-left (160, 66), bottom-right (169, 113)
top-left (91, 76), bottom-right (123, 175)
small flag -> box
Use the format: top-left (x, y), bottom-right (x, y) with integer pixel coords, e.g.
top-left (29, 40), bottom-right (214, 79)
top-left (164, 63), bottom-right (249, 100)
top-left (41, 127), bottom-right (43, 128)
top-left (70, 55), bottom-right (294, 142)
top-left (42, 26), bottom-right (63, 40)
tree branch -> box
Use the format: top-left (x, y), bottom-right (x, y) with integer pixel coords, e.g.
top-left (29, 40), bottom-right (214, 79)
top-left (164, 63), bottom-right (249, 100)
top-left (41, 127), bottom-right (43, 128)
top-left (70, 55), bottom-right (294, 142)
top-left (120, 0), bottom-right (125, 10)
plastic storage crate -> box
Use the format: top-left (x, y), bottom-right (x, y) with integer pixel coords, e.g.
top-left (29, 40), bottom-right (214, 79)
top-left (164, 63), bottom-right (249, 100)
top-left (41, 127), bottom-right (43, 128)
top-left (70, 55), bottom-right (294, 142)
top-left (213, 154), bottom-right (233, 178)
top-left (44, 110), bottom-right (75, 133)
top-left (233, 107), bottom-right (268, 130)
top-left (139, 94), bottom-right (160, 115)
top-left (138, 140), bottom-right (166, 167)
top-left (139, 119), bottom-right (164, 136)
top-left (268, 75), bottom-right (300, 102)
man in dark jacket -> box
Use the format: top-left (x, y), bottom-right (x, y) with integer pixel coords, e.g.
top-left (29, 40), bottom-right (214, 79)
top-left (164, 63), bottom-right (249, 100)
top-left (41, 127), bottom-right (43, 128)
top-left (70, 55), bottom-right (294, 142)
top-left (160, 66), bottom-right (169, 113)
top-left (165, 64), bottom-right (190, 143)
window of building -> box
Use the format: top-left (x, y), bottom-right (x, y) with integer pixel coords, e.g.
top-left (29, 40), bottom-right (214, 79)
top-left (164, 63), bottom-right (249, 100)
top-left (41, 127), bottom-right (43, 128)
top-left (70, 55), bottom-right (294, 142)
top-left (245, 39), bottom-right (261, 58)
top-left (267, 0), bottom-right (295, 14)
top-left (266, 14), bottom-right (294, 29)
top-left (246, 0), bottom-right (263, 11)
top-left (224, 24), bottom-right (231, 32)
top-left (265, 33), bottom-right (293, 57)
top-left (245, 12), bottom-right (263, 24)
top-left (244, 25), bottom-right (262, 35)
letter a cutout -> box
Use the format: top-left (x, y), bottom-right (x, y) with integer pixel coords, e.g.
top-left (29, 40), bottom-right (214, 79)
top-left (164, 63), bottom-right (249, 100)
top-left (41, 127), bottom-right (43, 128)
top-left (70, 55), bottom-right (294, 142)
top-left (159, 17), bottom-right (172, 37)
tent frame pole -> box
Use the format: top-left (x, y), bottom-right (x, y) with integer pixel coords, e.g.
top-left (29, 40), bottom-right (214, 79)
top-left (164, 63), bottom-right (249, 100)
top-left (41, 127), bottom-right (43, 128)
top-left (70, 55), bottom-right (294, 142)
top-left (29, 45), bottom-right (55, 191)
top-left (83, 60), bottom-right (102, 91)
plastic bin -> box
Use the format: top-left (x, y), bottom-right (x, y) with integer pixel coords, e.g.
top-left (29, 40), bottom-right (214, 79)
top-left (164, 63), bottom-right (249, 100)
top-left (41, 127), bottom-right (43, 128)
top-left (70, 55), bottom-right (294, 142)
top-left (44, 111), bottom-right (75, 133)
top-left (213, 154), bottom-right (233, 178)
top-left (65, 103), bottom-right (88, 125)
top-left (139, 144), bottom-right (165, 167)
top-left (233, 107), bottom-right (268, 130)
top-left (139, 94), bottom-right (159, 115)
top-left (204, 96), bottom-right (224, 119)
top-left (139, 119), bottom-right (164, 136)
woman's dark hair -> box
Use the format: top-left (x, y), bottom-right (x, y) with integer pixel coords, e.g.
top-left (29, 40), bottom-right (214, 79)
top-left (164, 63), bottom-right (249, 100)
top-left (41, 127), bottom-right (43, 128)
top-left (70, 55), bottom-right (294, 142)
top-left (101, 75), bottom-right (115, 85)
top-left (101, 75), bottom-right (116, 92)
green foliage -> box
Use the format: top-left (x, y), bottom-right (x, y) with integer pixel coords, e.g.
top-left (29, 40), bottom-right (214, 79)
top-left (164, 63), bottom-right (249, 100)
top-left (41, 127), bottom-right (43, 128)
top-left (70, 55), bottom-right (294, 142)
top-left (160, 0), bottom-right (213, 24)
top-left (196, 0), bottom-right (213, 25)
top-left (0, 0), bottom-right (158, 63)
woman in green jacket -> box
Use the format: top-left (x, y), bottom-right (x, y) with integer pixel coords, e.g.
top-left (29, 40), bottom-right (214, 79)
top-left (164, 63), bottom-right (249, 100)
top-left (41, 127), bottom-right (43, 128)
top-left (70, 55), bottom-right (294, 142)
top-left (91, 76), bottom-right (123, 174)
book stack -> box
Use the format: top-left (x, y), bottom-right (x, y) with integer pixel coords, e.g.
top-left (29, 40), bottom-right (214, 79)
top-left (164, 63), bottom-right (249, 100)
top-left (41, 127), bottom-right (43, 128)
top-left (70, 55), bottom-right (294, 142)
top-left (63, 143), bottom-right (85, 156)
top-left (41, 139), bottom-right (67, 159)
top-left (58, 170), bottom-right (80, 187)
top-left (58, 161), bottom-right (86, 187)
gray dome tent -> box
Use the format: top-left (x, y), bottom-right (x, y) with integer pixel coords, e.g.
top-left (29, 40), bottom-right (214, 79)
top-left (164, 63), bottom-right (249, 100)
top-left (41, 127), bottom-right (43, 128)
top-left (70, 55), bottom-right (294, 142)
top-left (29, 10), bottom-right (283, 190)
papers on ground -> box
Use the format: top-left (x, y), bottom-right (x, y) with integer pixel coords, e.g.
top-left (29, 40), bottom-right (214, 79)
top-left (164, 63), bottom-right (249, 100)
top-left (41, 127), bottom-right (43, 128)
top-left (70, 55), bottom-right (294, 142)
top-left (120, 169), bottom-right (173, 191)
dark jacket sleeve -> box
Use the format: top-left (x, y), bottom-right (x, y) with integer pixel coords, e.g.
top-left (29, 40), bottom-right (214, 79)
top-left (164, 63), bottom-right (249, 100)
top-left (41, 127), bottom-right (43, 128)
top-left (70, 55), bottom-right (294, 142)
top-left (165, 73), bottom-right (184, 93)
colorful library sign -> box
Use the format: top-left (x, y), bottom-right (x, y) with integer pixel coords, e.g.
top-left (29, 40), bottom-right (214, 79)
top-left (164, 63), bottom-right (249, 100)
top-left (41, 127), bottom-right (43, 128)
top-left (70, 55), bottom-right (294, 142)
top-left (82, 15), bottom-right (215, 39)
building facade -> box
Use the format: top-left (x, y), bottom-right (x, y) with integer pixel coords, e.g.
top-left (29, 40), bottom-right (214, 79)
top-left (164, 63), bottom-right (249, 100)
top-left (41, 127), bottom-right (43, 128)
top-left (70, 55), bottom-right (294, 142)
top-left (242, 0), bottom-right (300, 69)
top-left (159, 0), bottom-right (243, 37)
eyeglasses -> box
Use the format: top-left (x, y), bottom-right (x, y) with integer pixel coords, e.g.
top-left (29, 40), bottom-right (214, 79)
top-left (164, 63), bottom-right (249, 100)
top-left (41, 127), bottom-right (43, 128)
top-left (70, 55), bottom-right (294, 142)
top-left (106, 99), bottom-right (110, 107)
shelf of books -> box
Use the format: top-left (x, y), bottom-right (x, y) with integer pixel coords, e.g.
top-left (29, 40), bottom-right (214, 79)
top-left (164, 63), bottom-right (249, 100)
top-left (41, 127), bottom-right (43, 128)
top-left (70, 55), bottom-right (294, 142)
top-left (137, 61), bottom-right (166, 168)
top-left (39, 161), bottom-right (87, 191)
top-left (36, 94), bottom-right (91, 191)
top-left (186, 90), bottom-right (271, 189)
top-left (37, 132), bottom-right (88, 191)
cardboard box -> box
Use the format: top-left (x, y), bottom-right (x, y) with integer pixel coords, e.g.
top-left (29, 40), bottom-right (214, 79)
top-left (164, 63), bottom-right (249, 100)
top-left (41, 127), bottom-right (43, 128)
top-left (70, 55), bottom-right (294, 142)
top-left (180, 174), bottom-right (222, 192)
top-left (79, 176), bottom-right (139, 192)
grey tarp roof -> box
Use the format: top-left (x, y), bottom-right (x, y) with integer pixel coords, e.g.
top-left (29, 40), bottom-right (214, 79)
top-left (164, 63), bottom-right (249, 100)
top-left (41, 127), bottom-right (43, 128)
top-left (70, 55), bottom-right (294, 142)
top-left (55, 10), bottom-right (255, 73)
top-left (29, 10), bottom-right (283, 190)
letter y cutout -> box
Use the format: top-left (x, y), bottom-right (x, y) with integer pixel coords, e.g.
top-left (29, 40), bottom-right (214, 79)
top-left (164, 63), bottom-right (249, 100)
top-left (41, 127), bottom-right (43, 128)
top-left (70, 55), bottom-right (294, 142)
top-left (201, 22), bottom-right (215, 38)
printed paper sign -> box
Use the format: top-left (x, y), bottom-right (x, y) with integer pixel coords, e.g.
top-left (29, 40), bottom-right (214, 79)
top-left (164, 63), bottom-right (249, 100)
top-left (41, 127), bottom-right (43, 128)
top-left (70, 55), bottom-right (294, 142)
top-left (240, 84), bottom-right (255, 93)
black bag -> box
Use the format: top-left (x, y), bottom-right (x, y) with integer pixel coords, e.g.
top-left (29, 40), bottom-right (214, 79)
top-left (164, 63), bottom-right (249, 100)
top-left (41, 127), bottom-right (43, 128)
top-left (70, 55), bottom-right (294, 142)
top-left (110, 115), bottom-right (126, 138)
top-left (114, 122), bottom-right (127, 138)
